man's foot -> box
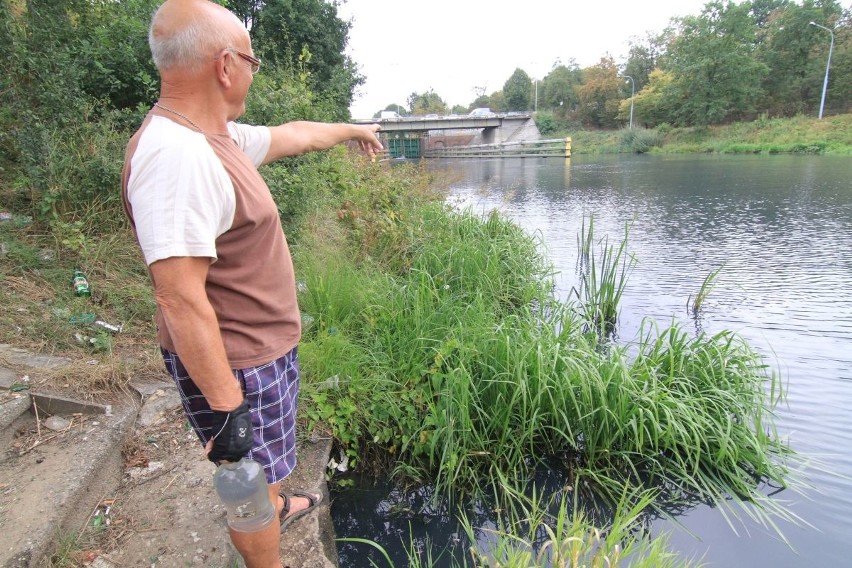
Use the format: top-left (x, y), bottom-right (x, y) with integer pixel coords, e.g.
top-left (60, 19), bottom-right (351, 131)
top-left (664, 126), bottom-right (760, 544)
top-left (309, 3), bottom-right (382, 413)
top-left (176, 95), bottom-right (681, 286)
top-left (278, 490), bottom-right (323, 532)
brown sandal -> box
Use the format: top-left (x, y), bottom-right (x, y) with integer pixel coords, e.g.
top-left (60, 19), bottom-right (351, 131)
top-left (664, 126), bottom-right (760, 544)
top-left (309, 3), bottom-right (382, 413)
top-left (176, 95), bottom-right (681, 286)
top-left (279, 490), bottom-right (323, 532)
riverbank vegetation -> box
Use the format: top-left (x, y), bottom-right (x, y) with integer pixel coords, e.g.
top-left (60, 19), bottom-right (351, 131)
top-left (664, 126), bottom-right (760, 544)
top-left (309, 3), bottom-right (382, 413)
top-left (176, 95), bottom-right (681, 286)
top-left (295, 162), bottom-right (798, 552)
top-left (0, 1), bottom-right (812, 565)
top-left (567, 112), bottom-right (852, 155)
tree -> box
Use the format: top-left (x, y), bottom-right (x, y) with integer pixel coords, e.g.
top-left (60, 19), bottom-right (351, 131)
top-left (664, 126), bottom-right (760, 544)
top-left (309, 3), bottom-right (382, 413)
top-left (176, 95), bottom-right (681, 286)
top-left (1, 0), bottom-right (160, 119)
top-left (247, 0), bottom-right (362, 113)
top-left (827, 9), bottom-right (852, 116)
top-left (386, 103), bottom-right (407, 115)
top-left (502, 68), bottom-right (532, 111)
top-left (575, 57), bottom-right (622, 128)
top-left (623, 32), bottom-right (670, 92)
top-left (407, 90), bottom-right (448, 115)
top-left (621, 69), bottom-right (677, 127)
top-left (756, 0), bottom-right (849, 117)
top-left (77, 0), bottom-right (161, 110)
top-left (540, 60), bottom-right (582, 116)
top-left (469, 94), bottom-right (491, 111)
top-left (224, 0), bottom-right (264, 29)
top-left (663, 0), bottom-right (769, 125)
top-left (488, 91), bottom-right (506, 112)
top-left (371, 103), bottom-right (406, 118)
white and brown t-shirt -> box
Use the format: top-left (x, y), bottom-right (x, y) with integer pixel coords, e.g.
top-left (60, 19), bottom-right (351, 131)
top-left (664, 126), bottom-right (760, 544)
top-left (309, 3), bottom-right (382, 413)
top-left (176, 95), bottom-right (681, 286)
top-left (121, 109), bottom-right (301, 368)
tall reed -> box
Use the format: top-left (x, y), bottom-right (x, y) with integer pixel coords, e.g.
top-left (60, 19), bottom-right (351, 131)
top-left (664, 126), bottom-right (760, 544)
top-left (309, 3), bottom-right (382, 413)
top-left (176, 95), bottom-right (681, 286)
top-left (573, 215), bottom-right (636, 338)
top-left (688, 264), bottom-right (724, 316)
top-left (456, 483), bottom-right (692, 568)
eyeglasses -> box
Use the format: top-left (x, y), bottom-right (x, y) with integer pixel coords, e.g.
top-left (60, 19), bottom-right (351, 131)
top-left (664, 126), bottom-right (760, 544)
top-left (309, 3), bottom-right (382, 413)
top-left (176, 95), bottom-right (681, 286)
top-left (224, 47), bottom-right (261, 74)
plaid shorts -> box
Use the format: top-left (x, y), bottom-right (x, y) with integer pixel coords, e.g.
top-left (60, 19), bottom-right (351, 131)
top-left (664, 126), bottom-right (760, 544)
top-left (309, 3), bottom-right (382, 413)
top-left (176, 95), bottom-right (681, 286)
top-left (161, 347), bottom-right (300, 484)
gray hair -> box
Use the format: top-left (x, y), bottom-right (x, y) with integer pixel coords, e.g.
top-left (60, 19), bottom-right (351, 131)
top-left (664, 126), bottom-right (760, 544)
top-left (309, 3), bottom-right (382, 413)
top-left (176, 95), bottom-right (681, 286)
top-left (148, 5), bottom-right (244, 72)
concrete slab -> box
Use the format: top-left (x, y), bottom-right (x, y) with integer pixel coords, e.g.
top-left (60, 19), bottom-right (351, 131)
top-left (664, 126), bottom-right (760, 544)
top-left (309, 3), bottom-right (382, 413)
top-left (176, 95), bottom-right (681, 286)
top-left (0, 343), bottom-right (71, 370)
top-left (0, 394), bottom-right (30, 432)
top-left (279, 437), bottom-right (338, 568)
top-left (30, 392), bottom-right (113, 416)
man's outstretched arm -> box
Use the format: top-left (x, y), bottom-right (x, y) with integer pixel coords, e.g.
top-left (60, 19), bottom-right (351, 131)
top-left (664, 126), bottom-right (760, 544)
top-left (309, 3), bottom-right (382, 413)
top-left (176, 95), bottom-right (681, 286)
top-left (263, 121), bottom-right (382, 164)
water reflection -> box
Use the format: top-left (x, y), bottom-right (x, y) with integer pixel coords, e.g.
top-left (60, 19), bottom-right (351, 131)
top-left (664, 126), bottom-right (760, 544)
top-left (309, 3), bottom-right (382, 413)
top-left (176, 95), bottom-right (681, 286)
top-left (334, 154), bottom-right (852, 567)
top-left (333, 455), bottom-right (791, 567)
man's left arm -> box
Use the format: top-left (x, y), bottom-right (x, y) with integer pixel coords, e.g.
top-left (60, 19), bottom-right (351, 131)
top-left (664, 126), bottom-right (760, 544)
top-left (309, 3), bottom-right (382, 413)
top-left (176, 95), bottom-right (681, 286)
top-left (262, 121), bottom-right (382, 165)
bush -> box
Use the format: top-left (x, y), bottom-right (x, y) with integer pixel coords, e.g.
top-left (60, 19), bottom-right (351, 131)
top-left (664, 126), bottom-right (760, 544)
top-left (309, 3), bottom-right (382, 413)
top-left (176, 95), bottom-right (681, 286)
top-left (534, 111), bottom-right (556, 135)
top-left (619, 127), bottom-right (664, 153)
top-left (655, 122), bottom-right (673, 135)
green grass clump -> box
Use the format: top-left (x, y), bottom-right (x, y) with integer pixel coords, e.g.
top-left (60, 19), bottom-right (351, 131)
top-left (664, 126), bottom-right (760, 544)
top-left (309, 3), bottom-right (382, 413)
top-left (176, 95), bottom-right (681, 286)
top-left (619, 128), bottom-right (664, 154)
top-left (457, 486), bottom-right (694, 568)
top-left (296, 177), bottom-right (795, 543)
top-left (574, 215), bottom-right (635, 338)
top-left (341, 482), bottom-right (696, 567)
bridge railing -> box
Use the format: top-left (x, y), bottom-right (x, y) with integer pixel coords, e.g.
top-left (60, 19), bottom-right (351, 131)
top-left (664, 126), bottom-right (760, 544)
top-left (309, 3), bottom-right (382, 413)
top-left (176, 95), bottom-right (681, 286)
top-left (423, 138), bottom-right (571, 158)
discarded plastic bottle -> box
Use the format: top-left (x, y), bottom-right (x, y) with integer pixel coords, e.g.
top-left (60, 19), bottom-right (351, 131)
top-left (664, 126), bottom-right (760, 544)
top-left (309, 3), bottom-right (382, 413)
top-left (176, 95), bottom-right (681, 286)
top-left (72, 270), bottom-right (91, 297)
top-left (94, 320), bottom-right (123, 334)
top-left (213, 458), bottom-right (275, 532)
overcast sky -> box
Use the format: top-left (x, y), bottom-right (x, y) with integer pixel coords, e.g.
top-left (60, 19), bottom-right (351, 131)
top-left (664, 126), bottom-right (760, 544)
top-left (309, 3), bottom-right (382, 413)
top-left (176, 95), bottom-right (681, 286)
top-left (337, 0), bottom-right (711, 118)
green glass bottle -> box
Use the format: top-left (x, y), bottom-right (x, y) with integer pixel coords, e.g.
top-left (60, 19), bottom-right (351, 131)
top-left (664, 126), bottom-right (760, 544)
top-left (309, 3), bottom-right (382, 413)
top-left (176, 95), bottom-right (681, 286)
top-left (73, 270), bottom-right (91, 297)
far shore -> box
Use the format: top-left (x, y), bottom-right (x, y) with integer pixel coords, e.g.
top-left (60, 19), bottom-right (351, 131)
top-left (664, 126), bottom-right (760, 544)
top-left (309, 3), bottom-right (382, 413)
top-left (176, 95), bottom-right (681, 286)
top-left (562, 112), bottom-right (852, 155)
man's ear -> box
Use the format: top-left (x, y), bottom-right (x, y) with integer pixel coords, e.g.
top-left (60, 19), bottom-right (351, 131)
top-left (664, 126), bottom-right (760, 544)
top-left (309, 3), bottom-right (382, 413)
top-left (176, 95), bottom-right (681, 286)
top-left (215, 51), bottom-right (234, 89)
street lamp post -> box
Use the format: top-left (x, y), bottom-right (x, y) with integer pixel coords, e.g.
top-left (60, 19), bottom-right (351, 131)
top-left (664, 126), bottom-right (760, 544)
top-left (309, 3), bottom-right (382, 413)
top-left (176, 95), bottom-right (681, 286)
top-left (809, 21), bottom-right (834, 120)
top-left (621, 75), bottom-right (635, 128)
top-left (534, 79), bottom-right (538, 112)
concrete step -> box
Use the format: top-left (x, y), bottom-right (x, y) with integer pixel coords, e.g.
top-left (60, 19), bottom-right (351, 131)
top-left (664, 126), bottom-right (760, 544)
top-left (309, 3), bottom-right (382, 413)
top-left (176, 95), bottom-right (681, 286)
top-left (0, 388), bottom-right (137, 567)
top-left (0, 394), bottom-right (31, 435)
top-left (0, 343), bottom-right (137, 567)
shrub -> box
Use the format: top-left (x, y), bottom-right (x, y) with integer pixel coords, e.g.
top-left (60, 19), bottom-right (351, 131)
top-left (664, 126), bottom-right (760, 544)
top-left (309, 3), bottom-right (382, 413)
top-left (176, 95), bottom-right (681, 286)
top-left (534, 111), bottom-right (556, 135)
top-left (655, 122), bottom-right (673, 135)
top-left (619, 127), bottom-right (664, 153)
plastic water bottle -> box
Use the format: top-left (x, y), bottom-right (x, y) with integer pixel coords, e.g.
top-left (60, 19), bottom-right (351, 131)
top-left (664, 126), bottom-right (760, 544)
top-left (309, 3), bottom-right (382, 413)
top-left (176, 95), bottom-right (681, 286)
top-left (213, 458), bottom-right (275, 532)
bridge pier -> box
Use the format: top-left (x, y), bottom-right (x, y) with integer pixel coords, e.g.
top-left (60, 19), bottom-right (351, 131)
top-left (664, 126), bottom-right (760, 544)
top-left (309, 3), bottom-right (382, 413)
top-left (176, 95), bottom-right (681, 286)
top-left (480, 127), bottom-right (497, 145)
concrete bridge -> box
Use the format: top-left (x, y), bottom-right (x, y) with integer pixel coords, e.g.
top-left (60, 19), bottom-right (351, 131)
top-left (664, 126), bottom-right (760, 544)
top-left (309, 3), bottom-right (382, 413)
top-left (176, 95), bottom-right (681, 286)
top-left (354, 112), bottom-right (541, 158)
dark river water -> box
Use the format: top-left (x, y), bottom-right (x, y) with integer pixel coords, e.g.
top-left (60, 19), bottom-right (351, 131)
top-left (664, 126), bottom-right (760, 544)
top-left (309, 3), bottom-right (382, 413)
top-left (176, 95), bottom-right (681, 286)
top-left (332, 154), bottom-right (852, 567)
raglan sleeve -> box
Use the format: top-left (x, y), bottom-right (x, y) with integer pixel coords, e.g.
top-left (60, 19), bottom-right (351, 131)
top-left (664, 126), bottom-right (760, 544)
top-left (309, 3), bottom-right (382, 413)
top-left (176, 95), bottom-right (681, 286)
top-left (126, 120), bottom-right (236, 266)
top-left (227, 122), bottom-right (272, 167)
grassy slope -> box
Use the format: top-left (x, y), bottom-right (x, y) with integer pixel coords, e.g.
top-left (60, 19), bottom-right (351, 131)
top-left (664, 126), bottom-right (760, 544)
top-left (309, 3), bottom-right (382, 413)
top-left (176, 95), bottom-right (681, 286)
top-left (566, 113), bottom-right (852, 155)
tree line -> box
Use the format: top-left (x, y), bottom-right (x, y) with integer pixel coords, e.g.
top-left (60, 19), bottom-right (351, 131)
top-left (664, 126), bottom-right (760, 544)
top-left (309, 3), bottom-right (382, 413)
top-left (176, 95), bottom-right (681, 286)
top-left (0, 0), bottom-right (361, 229)
top-left (390, 0), bottom-right (850, 131)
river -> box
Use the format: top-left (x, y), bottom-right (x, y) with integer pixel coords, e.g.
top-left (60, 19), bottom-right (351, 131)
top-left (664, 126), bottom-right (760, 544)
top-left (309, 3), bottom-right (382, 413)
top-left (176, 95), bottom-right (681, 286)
top-left (332, 154), bottom-right (852, 567)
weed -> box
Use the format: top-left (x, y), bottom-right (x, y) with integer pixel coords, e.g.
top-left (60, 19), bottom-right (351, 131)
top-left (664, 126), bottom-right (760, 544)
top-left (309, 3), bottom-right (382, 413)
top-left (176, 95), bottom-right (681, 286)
top-left (688, 264), bottom-right (724, 317)
top-left (336, 538), bottom-right (395, 567)
top-left (47, 532), bottom-right (82, 568)
top-left (297, 194), bottom-right (795, 547)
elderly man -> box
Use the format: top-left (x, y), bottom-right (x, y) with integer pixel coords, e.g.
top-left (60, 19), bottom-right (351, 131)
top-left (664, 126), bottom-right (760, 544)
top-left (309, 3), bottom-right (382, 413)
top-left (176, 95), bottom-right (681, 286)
top-left (120, 1), bottom-right (382, 566)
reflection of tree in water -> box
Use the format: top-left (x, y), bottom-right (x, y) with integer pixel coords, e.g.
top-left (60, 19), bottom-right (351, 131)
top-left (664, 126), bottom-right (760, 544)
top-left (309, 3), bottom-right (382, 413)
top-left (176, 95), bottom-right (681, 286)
top-left (332, 456), bottom-right (787, 567)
